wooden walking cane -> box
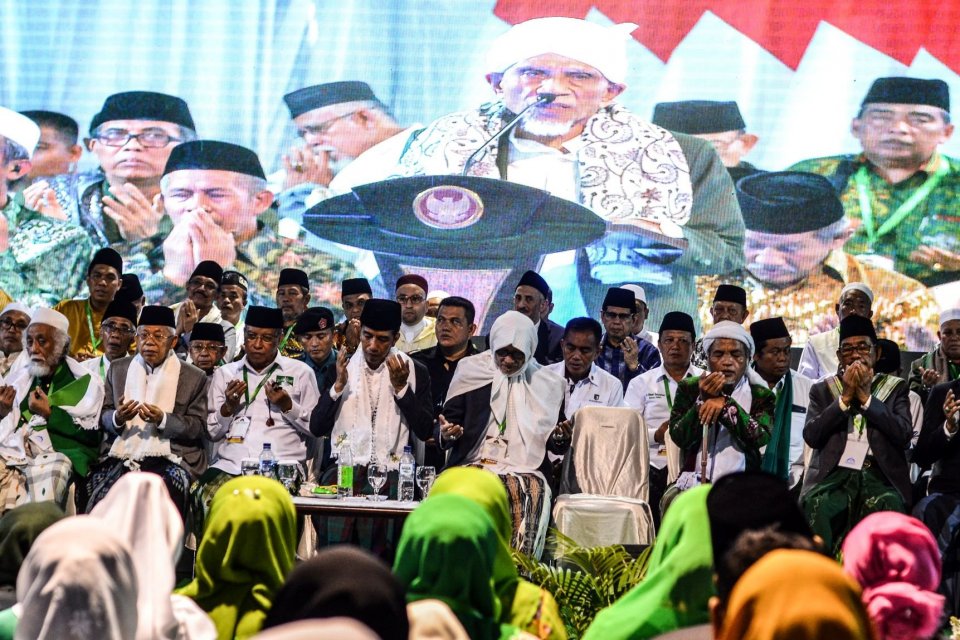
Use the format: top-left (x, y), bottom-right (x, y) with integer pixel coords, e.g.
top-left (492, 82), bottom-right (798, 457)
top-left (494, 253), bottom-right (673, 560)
top-left (700, 420), bottom-right (710, 484)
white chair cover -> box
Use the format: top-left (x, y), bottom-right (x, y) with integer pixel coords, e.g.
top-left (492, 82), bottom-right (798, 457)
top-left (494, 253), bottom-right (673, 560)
top-left (554, 406), bottom-right (654, 547)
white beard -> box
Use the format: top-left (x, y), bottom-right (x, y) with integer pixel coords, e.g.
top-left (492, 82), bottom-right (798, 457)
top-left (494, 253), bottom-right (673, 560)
top-left (27, 361), bottom-right (53, 378)
top-left (518, 113), bottom-right (577, 138)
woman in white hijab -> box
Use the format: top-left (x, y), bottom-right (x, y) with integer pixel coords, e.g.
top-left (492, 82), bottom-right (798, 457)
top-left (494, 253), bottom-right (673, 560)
top-left (89, 472), bottom-right (216, 640)
top-left (0, 516), bottom-right (137, 640)
top-left (438, 310), bottom-right (565, 557)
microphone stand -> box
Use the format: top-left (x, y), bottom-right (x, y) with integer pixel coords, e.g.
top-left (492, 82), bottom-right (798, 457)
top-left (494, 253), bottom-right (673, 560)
top-left (461, 93), bottom-right (557, 176)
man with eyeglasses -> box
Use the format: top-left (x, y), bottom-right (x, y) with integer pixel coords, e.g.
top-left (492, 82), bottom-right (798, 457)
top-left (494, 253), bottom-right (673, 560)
top-left (394, 274), bottom-right (436, 354)
top-left (154, 140), bottom-right (356, 310)
top-left (334, 278), bottom-right (372, 354)
top-left (697, 172), bottom-right (938, 353)
top-left (195, 306), bottom-right (319, 525)
top-left (625, 311), bottom-right (702, 527)
top-left (170, 261), bottom-right (237, 363)
top-left (81, 299), bottom-right (138, 381)
top-left (0, 107), bottom-right (93, 307)
top-left (0, 303), bottom-right (31, 377)
top-left (27, 92), bottom-right (196, 289)
top-left (274, 81), bottom-right (423, 218)
top-left (652, 100), bottom-right (762, 182)
top-left (800, 315), bottom-right (912, 555)
top-left (749, 317), bottom-right (813, 491)
top-left (276, 268), bottom-right (310, 359)
top-left (54, 247), bottom-right (124, 359)
top-left (187, 323), bottom-right (227, 376)
top-left (87, 305), bottom-right (208, 519)
top-left (791, 77), bottom-right (960, 287)
top-left (596, 287), bottom-right (660, 390)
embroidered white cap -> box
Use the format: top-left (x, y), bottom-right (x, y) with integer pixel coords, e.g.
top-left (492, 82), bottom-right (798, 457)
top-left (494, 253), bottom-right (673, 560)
top-left (840, 282), bottom-right (874, 304)
top-left (486, 17), bottom-right (638, 84)
top-left (28, 307), bottom-right (70, 335)
top-left (940, 308), bottom-right (960, 326)
top-left (0, 107), bottom-right (40, 158)
top-left (703, 320), bottom-right (755, 359)
top-left (427, 290), bottom-right (450, 302)
top-left (0, 302), bottom-right (32, 318)
top-left (621, 284), bottom-right (646, 304)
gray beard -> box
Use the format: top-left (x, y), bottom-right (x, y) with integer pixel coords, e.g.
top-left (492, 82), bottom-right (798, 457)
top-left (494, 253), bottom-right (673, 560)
top-left (518, 114), bottom-right (577, 138)
top-left (27, 361), bottom-right (53, 378)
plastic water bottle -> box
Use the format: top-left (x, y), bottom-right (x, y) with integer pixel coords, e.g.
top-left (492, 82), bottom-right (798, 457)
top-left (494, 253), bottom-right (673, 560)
top-left (258, 443), bottom-right (277, 479)
top-left (399, 445), bottom-right (416, 502)
top-left (337, 436), bottom-right (354, 498)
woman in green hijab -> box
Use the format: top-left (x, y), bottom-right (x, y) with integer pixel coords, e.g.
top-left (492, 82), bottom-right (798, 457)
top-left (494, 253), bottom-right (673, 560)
top-left (582, 485), bottom-right (715, 640)
top-left (431, 467), bottom-right (566, 640)
top-left (394, 494), bottom-right (526, 640)
top-left (176, 476), bottom-right (297, 640)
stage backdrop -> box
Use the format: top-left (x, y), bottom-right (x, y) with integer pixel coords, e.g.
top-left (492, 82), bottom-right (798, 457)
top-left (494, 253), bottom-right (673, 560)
top-left (3, 0), bottom-right (957, 344)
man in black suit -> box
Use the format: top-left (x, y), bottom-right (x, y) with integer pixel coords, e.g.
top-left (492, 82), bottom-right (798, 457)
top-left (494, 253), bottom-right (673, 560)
top-left (87, 305), bottom-right (209, 517)
top-left (800, 314), bottom-right (912, 554)
top-left (912, 375), bottom-right (960, 614)
top-left (513, 270), bottom-right (563, 365)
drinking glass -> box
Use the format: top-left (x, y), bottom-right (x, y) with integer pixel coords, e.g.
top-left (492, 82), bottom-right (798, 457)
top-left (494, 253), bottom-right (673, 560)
top-left (277, 461), bottom-right (301, 494)
top-left (240, 458), bottom-right (260, 476)
top-left (368, 462), bottom-right (388, 501)
top-left (416, 465), bottom-right (436, 500)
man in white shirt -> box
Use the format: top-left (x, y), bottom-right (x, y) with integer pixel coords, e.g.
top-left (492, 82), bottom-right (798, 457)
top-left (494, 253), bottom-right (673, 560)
top-left (750, 317), bottom-right (813, 490)
top-left (546, 317), bottom-right (624, 466)
top-left (798, 282), bottom-right (874, 381)
top-left (0, 303), bottom-right (31, 377)
top-left (197, 305), bottom-right (319, 515)
top-left (625, 311), bottom-right (701, 525)
top-left (394, 274), bottom-right (436, 354)
top-left (621, 284), bottom-right (658, 347)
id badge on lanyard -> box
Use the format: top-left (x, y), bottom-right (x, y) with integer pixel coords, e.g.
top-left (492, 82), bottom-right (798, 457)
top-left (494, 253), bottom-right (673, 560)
top-left (839, 417), bottom-right (869, 470)
top-left (480, 436), bottom-right (508, 466)
top-left (227, 416), bottom-right (252, 444)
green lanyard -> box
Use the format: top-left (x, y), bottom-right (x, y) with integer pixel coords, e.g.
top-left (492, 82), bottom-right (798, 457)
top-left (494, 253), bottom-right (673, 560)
top-left (853, 157), bottom-right (949, 246)
top-left (949, 362), bottom-right (960, 381)
top-left (278, 325), bottom-right (296, 352)
top-left (662, 377), bottom-right (674, 411)
top-left (98, 356), bottom-right (106, 381)
top-left (85, 300), bottom-right (102, 351)
top-left (242, 363), bottom-right (280, 405)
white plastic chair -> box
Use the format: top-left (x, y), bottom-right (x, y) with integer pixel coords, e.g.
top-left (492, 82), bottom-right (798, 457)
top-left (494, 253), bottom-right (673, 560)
top-left (553, 406), bottom-right (655, 547)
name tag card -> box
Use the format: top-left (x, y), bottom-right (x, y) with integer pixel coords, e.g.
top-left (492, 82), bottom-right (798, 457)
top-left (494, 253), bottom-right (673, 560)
top-left (839, 428), bottom-right (869, 470)
top-left (227, 416), bottom-right (251, 444)
top-left (480, 436), bottom-right (508, 466)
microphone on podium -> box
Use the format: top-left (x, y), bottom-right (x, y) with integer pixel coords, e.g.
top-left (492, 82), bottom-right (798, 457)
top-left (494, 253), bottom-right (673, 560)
top-left (461, 93), bottom-right (558, 176)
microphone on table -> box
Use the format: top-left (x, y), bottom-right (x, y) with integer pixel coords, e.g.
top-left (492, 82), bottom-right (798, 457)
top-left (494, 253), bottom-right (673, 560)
top-left (461, 93), bottom-right (558, 176)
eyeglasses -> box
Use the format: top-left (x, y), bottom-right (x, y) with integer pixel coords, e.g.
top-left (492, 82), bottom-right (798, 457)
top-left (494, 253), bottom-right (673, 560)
top-left (138, 330), bottom-right (172, 344)
top-left (839, 344), bottom-right (874, 356)
top-left (298, 112), bottom-right (358, 137)
top-left (0, 318), bottom-right (28, 331)
top-left (187, 279), bottom-right (219, 292)
top-left (397, 295), bottom-right (425, 305)
top-left (603, 311), bottom-right (634, 321)
top-left (101, 323), bottom-right (135, 336)
top-left (95, 129), bottom-right (181, 148)
top-left (189, 343), bottom-right (224, 353)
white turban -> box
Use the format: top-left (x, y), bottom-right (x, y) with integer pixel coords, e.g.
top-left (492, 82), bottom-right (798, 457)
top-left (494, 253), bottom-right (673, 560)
top-left (0, 107), bottom-right (40, 158)
top-left (840, 282), bottom-right (874, 304)
top-left (486, 17), bottom-right (638, 84)
top-left (941, 308), bottom-right (960, 326)
top-left (0, 302), bottom-right (32, 318)
top-left (703, 321), bottom-right (755, 359)
top-left (28, 307), bottom-right (70, 335)
top-left (427, 290), bottom-right (450, 302)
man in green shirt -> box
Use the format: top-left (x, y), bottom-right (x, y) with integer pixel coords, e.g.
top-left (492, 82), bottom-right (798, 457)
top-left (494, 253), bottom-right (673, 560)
top-left (790, 77), bottom-right (959, 286)
top-left (0, 107), bottom-right (93, 307)
top-left (0, 308), bottom-right (104, 512)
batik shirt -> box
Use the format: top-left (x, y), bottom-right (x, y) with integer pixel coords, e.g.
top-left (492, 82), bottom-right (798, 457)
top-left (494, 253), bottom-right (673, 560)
top-left (789, 153), bottom-right (960, 286)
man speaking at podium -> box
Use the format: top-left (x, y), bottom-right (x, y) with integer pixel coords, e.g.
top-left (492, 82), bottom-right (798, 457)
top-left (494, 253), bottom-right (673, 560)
top-left (398, 16), bottom-right (744, 328)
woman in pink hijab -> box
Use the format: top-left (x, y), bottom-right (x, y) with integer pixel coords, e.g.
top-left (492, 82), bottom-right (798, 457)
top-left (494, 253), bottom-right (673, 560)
top-left (842, 511), bottom-right (945, 640)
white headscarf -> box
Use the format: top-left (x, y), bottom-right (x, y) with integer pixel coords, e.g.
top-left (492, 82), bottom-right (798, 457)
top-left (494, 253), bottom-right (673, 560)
top-left (486, 17), bottom-right (638, 84)
top-left (89, 472), bottom-right (215, 640)
top-left (15, 516), bottom-right (138, 640)
top-left (447, 311), bottom-right (564, 472)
